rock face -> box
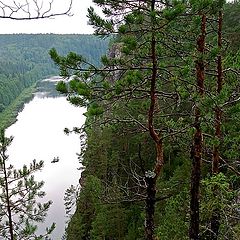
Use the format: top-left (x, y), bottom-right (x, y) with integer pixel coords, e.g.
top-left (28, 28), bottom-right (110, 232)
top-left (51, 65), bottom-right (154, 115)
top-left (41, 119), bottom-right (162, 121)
top-left (79, 170), bottom-right (87, 187)
top-left (108, 43), bottom-right (123, 59)
top-left (106, 42), bottom-right (124, 83)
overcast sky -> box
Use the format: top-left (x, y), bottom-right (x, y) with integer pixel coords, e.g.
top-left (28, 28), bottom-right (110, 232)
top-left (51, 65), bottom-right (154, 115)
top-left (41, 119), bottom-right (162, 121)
top-left (0, 0), bottom-right (96, 34)
top-left (0, 0), bottom-right (234, 34)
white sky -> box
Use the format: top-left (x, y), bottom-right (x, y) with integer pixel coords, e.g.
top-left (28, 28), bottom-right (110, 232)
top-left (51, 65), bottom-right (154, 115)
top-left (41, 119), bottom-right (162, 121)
top-left (0, 0), bottom-right (235, 34)
top-left (0, 0), bottom-right (96, 34)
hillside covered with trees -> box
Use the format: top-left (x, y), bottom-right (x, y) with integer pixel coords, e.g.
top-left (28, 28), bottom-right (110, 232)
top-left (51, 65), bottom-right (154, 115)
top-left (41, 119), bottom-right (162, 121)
top-left (51, 0), bottom-right (240, 239)
top-left (0, 34), bottom-right (109, 128)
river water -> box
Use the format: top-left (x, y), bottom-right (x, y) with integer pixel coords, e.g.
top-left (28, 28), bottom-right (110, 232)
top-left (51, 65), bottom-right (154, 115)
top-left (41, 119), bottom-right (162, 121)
top-left (6, 87), bottom-right (85, 239)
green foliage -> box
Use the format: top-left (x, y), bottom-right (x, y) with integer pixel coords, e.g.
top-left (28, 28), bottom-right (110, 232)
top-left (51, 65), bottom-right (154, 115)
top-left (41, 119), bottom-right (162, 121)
top-left (200, 173), bottom-right (240, 238)
top-left (56, 81), bottom-right (68, 94)
top-left (87, 103), bottom-right (104, 116)
top-left (190, 0), bottom-right (225, 12)
top-left (157, 190), bottom-right (189, 240)
top-left (201, 173), bottom-right (234, 216)
top-left (87, 6), bottom-right (114, 35)
top-left (0, 130), bottom-right (54, 239)
top-left (224, 1), bottom-right (240, 51)
top-left (51, 1), bottom-right (240, 239)
top-left (163, 2), bottom-right (186, 20)
top-left (65, 175), bottom-right (103, 240)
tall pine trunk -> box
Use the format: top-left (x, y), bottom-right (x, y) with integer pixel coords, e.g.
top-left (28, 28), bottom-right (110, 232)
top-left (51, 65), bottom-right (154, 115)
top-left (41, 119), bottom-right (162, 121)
top-left (145, 177), bottom-right (156, 240)
top-left (145, 1), bottom-right (164, 239)
top-left (189, 14), bottom-right (206, 240)
top-left (210, 10), bottom-right (223, 239)
top-left (145, 142), bottom-right (164, 240)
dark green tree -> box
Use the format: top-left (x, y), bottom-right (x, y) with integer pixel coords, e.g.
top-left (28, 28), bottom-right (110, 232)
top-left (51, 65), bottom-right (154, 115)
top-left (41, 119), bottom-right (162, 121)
top-left (50, 0), bottom-right (192, 238)
top-left (50, 0), bottom-right (240, 239)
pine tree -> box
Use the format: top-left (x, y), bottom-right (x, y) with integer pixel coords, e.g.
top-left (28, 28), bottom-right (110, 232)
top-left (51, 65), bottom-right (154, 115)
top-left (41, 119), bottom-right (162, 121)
top-left (0, 130), bottom-right (55, 240)
top-left (50, 0), bottom-right (240, 239)
top-left (50, 1), bottom-right (191, 238)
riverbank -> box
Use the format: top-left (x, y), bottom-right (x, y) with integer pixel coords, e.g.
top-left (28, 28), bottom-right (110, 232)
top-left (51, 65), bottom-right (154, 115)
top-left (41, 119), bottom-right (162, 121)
top-left (0, 83), bottom-right (37, 130)
top-left (0, 75), bottom-right (63, 130)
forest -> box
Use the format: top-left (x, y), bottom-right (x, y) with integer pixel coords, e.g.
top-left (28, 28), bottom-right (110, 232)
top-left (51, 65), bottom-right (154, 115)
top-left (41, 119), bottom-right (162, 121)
top-left (50, 0), bottom-right (240, 240)
top-left (0, 34), bottom-right (109, 129)
top-left (0, 0), bottom-right (240, 239)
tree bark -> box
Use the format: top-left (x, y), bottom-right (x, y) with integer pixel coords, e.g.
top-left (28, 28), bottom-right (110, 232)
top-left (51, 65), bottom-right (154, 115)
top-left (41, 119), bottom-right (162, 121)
top-left (189, 14), bottom-right (206, 240)
top-left (145, 1), bottom-right (164, 239)
top-left (210, 10), bottom-right (223, 240)
top-left (210, 211), bottom-right (221, 240)
top-left (145, 177), bottom-right (156, 240)
top-left (145, 141), bottom-right (163, 240)
top-left (189, 116), bottom-right (202, 240)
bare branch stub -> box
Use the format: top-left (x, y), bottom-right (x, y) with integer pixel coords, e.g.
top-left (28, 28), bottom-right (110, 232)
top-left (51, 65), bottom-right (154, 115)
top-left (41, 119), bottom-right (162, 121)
top-left (0, 0), bottom-right (72, 20)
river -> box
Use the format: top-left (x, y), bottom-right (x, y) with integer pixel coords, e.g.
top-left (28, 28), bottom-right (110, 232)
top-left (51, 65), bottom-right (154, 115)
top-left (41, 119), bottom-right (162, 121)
top-left (6, 83), bottom-right (85, 239)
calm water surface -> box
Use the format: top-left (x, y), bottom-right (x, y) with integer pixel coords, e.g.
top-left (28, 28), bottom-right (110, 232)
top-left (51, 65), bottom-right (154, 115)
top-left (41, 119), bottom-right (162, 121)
top-left (6, 94), bottom-right (85, 239)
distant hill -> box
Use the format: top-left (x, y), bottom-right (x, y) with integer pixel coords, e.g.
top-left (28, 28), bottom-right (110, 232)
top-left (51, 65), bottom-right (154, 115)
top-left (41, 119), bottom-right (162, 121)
top-left (0, 34), bottom-right (109, 112)
top-left (0, 34), bottom-right (109, 128)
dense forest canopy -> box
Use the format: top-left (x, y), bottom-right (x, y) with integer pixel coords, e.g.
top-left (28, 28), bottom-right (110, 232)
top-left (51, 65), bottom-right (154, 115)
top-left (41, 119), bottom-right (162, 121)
top-left (50, 0), bottom-right (240, 239)
top-left (0, 0), bottom-right (239, 239)
top-left (0, 34), bottom-right (109, 128)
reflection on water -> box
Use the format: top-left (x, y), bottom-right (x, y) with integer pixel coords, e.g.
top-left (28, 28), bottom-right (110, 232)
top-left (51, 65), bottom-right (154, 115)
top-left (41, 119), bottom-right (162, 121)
top-left (6, 95), bottom-right (85, 239)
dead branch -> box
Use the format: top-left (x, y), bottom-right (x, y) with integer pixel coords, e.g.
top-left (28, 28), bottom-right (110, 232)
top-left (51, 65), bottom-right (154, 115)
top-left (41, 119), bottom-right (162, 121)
top-left (0, 0), bottom-right (72, 20)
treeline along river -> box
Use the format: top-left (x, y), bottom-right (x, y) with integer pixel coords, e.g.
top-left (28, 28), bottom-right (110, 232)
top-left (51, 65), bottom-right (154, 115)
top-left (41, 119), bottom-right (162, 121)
top-left (0, 34), bottom-right (109, 129)
top-left (6, 77), bottom-right (85, 239)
